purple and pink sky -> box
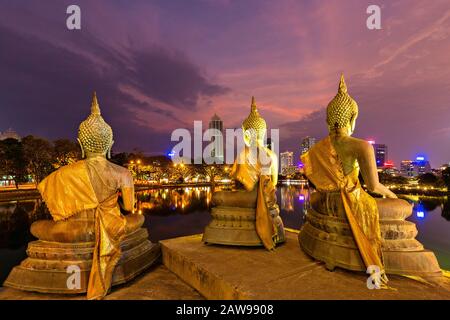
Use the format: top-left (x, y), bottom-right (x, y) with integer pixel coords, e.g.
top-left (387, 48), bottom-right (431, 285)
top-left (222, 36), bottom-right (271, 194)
top-left (0, 0), bottom-right (449, 167)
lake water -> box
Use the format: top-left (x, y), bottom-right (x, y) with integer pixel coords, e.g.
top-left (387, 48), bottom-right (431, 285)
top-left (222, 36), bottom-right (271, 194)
top-left (0, 186), bottom-right (449, 284)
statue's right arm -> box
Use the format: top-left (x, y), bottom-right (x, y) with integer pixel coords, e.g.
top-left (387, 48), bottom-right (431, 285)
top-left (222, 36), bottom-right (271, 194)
top-left (121, 187), bottom-right (135, 212)
top-left (120, 172), bottom-right (135, 212)
top-left (358, 141), bottom-right (397, 199)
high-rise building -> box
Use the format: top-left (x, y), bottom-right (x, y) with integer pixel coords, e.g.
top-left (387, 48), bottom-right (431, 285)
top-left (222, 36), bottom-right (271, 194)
top-left (413, 156), bottom-right (432, 176)
top-left (367, 140), bottom-right (388, 168)
top-left (300, 136), bottom-right (316, 155)
top-left (280, 151), bottom-right (294, 176)
top-left (208, 113), bottom-right (224, 162)
top-left (400, 157), bottom-right (432, 177)
top-left (400, 160), bottom-right (414, 177)
top-left (374, 144), bottom-right (387, 167)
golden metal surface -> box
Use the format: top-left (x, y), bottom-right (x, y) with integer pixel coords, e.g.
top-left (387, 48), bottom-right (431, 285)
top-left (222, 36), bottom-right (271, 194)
top-left (326, 75), bottom-right (359, 131)
top-left (4, 93), bottom-right (156, 299)
top-left (78, 92), bottom-right (113, 155)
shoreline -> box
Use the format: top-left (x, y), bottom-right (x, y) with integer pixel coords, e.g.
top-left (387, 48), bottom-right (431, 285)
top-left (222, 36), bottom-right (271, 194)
top-left (0, 184), bottom-right (448, 202)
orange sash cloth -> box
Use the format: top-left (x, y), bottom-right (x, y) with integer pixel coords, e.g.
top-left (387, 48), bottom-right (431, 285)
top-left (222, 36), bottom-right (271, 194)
top-left (38, 160), bottom-right (126, 299)
top-left (231, 149), bottom-right (276, 250)
top-left (301, 136), bottom-right (386, 279)
top-left (87, 193), bottom-right (126, 300)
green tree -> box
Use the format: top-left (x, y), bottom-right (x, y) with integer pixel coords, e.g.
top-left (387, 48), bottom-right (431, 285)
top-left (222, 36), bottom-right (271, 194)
top-left (22, 135), bottom-right (54, 186)
top-left (110, 152), bottom-right (130, 167)
top-left (418, 173), bottom-right (439, 186)
top-left (442, 167), bottom-right (450, 191)
top-left (53, 139), bottom-right (80, 168)
top-left (378, 172), bottom-right (408, 185)
top-left (170, 163), bottom-right (192, 183)
top-left (195, 164), bottom-right (223, 187)
top-left (0, 138), bottom-right (27, 188)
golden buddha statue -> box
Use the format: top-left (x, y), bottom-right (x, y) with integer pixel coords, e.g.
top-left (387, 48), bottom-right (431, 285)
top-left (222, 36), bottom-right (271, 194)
top-left (4, 92), bottom-right (160, 299)
top-left (299, 75), bottom-right (442, 281)
top-left (203, 97), bottom-right (285, 250)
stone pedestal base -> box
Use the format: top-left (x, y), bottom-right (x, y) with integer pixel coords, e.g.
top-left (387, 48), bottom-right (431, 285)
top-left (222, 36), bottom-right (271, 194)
top-left (3, 228), bottom-right (160, 294)
top-left (203, 206), bottom-right (263, 246)
top-left (299, 206), bottom-right (442, 278)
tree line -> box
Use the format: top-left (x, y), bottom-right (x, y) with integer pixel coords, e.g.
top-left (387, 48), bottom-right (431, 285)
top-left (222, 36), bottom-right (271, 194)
top-left (0, 136), bottom-right (80, 188)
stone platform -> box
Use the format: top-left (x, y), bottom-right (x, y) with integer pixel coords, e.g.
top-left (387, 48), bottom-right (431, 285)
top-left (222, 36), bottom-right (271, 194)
top-left (160, 230), bottom-right (450, 300)
top-left (0, 265), bottom-right (203, 300)
top-left (1, 230), bottom-right (449, 300)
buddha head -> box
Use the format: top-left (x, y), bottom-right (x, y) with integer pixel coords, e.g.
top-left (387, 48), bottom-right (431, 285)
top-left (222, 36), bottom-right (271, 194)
top-left (326, 75), bottom-right (359, 135)
top-left (242, 96), bottom-right (267, 147)
top-left (77, 92), bottom-right (114, 158)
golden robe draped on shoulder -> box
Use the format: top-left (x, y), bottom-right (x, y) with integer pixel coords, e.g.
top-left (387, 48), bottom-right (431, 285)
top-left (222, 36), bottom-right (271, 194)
top-left (38, 160), bottom-right (127, 300)
top-left (231, 147), bottom-right (277, 250)
top-left (301, 136), bottom-right (387, 281)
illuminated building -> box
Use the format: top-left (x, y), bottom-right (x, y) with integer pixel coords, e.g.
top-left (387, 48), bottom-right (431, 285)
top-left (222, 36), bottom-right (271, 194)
top-left (300, 136), bottom-right (316, 155)
top-left (280, 151), bottom-right (294, 176)
top-left (208, 113), bottom-right (224, 162)
top-left (400, 156), bottom-right (432, 177)
top-left (400, 160), bottom-right (414, 177)
top-left (367, 140), bottom-right (387, 168)
top-left (413, 156), bottom-right (432, 176)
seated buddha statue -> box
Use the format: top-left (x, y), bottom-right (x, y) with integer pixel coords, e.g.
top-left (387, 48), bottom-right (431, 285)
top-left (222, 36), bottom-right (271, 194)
top-left (4, 93), bottom-right (160, 299)
top-left (299, 75), bottom-right (442, 282)
top-left (203, 97), bottom-right (285, 250)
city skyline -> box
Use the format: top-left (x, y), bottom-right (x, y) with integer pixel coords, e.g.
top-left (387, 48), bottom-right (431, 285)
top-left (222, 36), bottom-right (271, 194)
top-left (0, 1), bottom-right (449, 168)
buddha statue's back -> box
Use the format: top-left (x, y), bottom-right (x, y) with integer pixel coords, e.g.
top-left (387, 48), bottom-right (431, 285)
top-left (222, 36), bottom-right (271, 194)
top-left (4, 92), bottom-right (160, 299)
top-left (299, 75), bottom-right (442, 282)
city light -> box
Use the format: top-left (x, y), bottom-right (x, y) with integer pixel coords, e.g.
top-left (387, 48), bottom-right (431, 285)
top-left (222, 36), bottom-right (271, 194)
top-left (416, 203), bottom-right (425, 219)
top-left (367, 140), bottom-right (375, 145)
top-left (384, 160), bottom-right (394, 168)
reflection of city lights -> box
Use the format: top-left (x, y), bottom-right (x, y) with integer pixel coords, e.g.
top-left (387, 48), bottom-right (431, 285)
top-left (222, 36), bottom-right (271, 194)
top-left (416, 202), bottom-right (425, 219)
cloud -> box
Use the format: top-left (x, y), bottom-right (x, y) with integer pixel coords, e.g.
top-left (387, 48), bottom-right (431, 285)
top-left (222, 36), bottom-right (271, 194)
top-left (129, 47), bottom-right (229, 109)
top-left (0, 18), bottom-right (229, 154)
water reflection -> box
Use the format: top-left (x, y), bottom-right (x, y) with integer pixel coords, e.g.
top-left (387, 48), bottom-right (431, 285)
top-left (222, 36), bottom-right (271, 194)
top-left (405, 196), bottom-right (450, 270)
top-left (0, 187), bottom-right (448, 284)
top-left (136, 187), bottom-right (213, 242)
top-left (279, 185), bottom-right (309, 229)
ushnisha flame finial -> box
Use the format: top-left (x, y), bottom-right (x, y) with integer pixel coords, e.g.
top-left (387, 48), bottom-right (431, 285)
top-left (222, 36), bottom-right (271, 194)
top-left (326, 74), bottom-right (358, 130)
top-left (91, 91), bottom-right (101, 115)
top-left (338, 74), bottom-right (348, 94)
top-left (251, 96), bottom-right (257, 112)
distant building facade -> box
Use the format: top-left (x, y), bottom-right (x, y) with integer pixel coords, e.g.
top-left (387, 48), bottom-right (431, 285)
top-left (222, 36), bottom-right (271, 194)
top-left (400, 157), bottom-right (432, 177)
top-left (280, 151), bottom-right (296, 176)
top-left (208, 114), bottom-right (224, 162)
top-left (300, 136), bottom-right (316, 155)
